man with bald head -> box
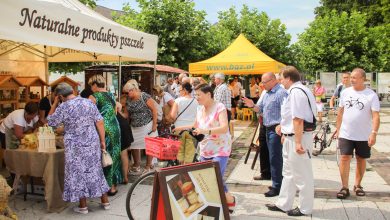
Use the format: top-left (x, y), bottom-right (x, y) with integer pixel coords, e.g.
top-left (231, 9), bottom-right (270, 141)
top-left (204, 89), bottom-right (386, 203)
top-left (335, 68), bottom-right (380, 199)
top-left (243, 72), bottom-right (288, 197)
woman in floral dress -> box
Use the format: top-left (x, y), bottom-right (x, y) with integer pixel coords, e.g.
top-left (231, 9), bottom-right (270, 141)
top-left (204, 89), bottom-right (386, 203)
top-left (88, 75), bottom-right (122, 196)
top-left (174, 83), bottom-right (236, 214)
top-left (47, 83), bottom-right (110, 214)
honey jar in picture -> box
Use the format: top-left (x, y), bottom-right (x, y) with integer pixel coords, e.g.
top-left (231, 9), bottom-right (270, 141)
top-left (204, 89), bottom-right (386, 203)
top-left (177, 197), bottom-right (189, 212)
top-left (181, 181), bottom-right (194, 195)
top-left (186, 190), bottom-right (199, 205)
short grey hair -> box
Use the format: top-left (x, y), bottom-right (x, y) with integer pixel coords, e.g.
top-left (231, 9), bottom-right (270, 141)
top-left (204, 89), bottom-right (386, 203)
top-left (55, 83), bottom-right (73, 97)
top-left (123, 79), bottom-right (139, 92)
top-left (352, 68), bottom-right (366, 78)
top-left (214, 72), bottom-right (225, 80)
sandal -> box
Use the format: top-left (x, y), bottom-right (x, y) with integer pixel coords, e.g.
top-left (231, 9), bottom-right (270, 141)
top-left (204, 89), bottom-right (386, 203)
top-left (354, 185), bottom-right (366, 196)
top-left (336, 187), bottom-right (350, 199)
top-left (128, 166), bottom-right (142, 176)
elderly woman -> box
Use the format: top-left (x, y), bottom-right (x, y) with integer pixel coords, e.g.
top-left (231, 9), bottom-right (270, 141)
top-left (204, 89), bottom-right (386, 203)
top-left (123, 79), bottom-right (158, 175)
top-left (313, 80), bottom-right (326, 122)
top-left (170, 82), bottom-right (198, 164)
top-left (47, 83), bottom-right (110, 214)
top-left (88, 75), bottom-right (122, 196)
top-left (175, 84), bottom-right (236, 213)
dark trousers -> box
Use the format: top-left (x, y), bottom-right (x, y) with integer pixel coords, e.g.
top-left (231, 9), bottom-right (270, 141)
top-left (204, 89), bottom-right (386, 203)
top-left (227, 110), bottom-right (231, 122)
top-left (0, 132), bottom-right (5, 149)
top-left (259, 123), bottom-right (270, 178)
top-left (266, 125), bottom-right (283, 190)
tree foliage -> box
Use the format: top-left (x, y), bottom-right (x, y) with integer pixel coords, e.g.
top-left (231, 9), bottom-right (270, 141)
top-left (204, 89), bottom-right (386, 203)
top-left (314, 0), bottom-right (390, 27)
top-left (79, 0), bottom-right (97, 9)
top-left (207, 5), bottom-right (292, 65)
top-left (294, 10), bottom-right (389, 73)
top-left (115, 0), bottom-right (211, 70)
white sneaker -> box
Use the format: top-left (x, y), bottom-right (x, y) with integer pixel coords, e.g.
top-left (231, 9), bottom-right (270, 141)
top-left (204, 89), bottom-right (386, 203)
top-left (101, 202), bottom-right (111, 210)
top-left (73, 206), bottom-right (88, 214)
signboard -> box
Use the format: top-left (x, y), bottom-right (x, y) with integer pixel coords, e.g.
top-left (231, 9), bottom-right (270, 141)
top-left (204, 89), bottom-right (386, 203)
top-left (378, 73), bottom-right (390, 94)
top-left (320, 72), bottom-right (337, 97)
top-left (151, 161), bottom-right (230, 220)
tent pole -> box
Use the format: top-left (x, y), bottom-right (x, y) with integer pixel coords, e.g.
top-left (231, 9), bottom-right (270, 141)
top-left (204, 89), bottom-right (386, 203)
top-left (119, 56), bottom-right (122, 101)
top-left (44, 45), bottom-right (49, 95)
top-left (153, 60), bottom-right (157, 85)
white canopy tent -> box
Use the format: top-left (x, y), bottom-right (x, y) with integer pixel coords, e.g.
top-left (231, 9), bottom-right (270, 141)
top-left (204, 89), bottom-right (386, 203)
top-left (0, 0), bottom-right (158, 90)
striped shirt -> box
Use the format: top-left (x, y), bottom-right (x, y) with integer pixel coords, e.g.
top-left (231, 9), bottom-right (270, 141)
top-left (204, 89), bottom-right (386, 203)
top-left (258, 84), bottom-right (288, 127)
top-left (214, 83), bottom-right (232, 110)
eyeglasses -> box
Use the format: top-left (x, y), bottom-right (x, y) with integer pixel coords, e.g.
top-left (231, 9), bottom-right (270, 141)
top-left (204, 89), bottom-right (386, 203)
top-left (262, 79), bottom-right (273, 84)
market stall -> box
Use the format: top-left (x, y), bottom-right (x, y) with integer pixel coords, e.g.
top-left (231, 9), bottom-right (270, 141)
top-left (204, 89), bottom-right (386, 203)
top-left (16, 76), bottom-right (47, 105)
top-left (0, 75), bottom-right (22, 118)
top-left (189, 34), bottom-right (285, 75)
top-left (49, 76), bottom-right (80, 95)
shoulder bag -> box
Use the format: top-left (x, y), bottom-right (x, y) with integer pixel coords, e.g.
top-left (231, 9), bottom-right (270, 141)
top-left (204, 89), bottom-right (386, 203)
top-left (290, 87), bottom-right (317, 131)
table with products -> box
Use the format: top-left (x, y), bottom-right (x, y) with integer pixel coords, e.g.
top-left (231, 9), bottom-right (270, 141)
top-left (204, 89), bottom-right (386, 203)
top-left (4, 148), bottom-right (66, 212)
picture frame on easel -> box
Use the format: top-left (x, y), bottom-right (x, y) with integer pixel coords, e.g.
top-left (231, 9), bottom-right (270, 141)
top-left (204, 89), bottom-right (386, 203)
top-left (151, 161), bottom-right (230, 220)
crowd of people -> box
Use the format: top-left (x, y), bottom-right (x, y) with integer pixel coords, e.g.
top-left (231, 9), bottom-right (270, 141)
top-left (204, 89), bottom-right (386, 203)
top-left (0, 66), bottom-right (380, 216)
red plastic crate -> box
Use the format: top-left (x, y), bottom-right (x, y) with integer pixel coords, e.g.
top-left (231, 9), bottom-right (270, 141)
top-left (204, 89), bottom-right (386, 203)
top-left (145, 137), bottom-right (181, 160)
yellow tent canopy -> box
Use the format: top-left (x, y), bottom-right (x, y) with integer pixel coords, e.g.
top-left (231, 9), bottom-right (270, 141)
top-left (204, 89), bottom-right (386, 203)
top-left (189, 34), bottom-right (285, 75)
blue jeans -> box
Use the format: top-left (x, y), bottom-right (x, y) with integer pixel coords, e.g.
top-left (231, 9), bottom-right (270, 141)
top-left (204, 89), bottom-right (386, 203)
top-left (200, 156), bottom-right (229, 192)
top-left (266, 127), bottom-right (283, 190)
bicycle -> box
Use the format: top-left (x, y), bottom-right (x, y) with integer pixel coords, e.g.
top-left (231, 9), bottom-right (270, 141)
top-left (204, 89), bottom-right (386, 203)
top-left (312, 109), bottom-right (338, 156)
top-left (126, 129), bottom-right (203, 220)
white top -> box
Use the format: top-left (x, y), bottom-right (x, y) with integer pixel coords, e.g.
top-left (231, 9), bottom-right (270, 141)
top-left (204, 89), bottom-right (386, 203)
top-left (281, 82), bottom-right (317, 134)
top-left (250, 84), bottom-right (259, 98)
top-left (0, 109), bottom-right (38, 133)
top-left (171, 82), bottom-right (180, 97)
top-left (159, 92), bottom-right (174, 107)
top-left (339, 87), bottom-right (380, 141)
top-left (233, 82), bottom-right (242, 97)
top-left (174, 97), bottom-right (199, 127)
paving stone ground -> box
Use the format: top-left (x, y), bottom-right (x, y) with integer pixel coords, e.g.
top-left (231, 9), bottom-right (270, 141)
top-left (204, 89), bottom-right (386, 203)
top-left (2, 109), bottom-right (390, 220)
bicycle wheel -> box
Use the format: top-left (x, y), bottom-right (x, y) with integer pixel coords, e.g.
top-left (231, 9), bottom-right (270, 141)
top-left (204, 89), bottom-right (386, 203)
top-left (126, 171), bottom-right (156, 220)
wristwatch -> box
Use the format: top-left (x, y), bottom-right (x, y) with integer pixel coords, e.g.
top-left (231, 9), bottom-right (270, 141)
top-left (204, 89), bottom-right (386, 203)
top-left (209, 130), bottom-right (211, 135)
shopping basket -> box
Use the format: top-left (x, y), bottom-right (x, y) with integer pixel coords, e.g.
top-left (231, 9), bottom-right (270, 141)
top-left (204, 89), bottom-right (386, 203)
top-left (145, 136), bottom-right (181, 160)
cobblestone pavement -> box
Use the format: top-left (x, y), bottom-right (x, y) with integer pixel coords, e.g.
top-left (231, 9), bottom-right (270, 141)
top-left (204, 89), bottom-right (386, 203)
top-left (3, 109), bottom-right (390, 219)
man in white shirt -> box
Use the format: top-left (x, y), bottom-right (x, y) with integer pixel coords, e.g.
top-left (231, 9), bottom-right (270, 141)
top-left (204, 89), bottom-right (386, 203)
top-left (0, 102), bottom-right (39, 149)
top-left (335, 68), bottom-right (380, 199)
top-left (266, 66), bottom-right (317, 216)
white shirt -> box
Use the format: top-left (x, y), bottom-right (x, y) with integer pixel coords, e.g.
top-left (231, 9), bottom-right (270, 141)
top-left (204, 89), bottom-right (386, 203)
top-left (0, 109), bottom-right (38, 133)
top-left (171, 82), bottom-right (180, 97)
top-left (233, 82), bottom-right (242, 97)
top-left (174, 97), bottom-right (198, 127)
top-left (281, 82), bottom-right (317, 134)
top-left (250, 84), bottom-right (259, 98)
top-left (339, 87), bottom-right (380, 141)
top-left (159, 92), bottom-right (174, 108)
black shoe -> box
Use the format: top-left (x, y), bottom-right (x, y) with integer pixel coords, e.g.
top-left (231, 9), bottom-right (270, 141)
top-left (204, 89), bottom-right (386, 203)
top-left (107, 190), bottom-right (118, 196)
top-left (265, 204), bottom-right (285, 213)
top-left (253, 175), bottom-right (271, 180)
top-left (287, 207), bottom-right (305, 216)
top-left (264, 188), bottom-right (280, 197)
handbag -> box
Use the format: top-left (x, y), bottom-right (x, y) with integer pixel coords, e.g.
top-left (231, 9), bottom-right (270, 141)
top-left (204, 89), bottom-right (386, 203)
top-left (101, 150), bottom-right (113, 167)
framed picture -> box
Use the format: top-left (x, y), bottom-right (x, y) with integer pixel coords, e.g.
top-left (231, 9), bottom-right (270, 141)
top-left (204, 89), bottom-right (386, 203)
top-left (151, 161), bottom-right (230, 220)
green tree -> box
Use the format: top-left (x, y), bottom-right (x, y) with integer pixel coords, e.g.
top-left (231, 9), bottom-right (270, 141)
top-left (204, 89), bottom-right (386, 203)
top-left (79, 0), bottom-right (97, 9)
top-left (115, 0), bottom-right (211, 70)
top-left (294, 11), bottom-right (389, 73)
top-left (207, 5), bottom-right (292, 65)
top-left (315, 0), bottom-right (390, 27)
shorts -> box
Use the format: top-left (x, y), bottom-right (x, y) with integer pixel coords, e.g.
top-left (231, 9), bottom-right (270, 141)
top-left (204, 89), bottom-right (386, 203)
top-left (338, 138), bottom-right (371, 158)
top-left (316, 102), bottom-right (323, 112)
top-left (231, 98), bottom-right (237, 108)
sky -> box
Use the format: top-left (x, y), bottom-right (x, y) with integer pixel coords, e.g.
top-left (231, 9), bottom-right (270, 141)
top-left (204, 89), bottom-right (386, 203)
top-left (98, 0), bottom-right (320, 43)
